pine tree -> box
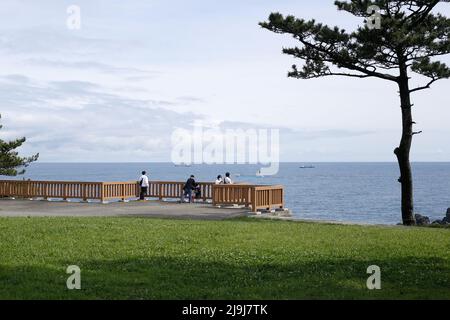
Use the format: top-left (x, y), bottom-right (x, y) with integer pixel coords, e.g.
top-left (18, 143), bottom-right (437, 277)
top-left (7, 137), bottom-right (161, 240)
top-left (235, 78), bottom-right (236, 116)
top-left (0, 115), bottom-right (39, 176)
top-left (260, 0), bottom-right (450, 226)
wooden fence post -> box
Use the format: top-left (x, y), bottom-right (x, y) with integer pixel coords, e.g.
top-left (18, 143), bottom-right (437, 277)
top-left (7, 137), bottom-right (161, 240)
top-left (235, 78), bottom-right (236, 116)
top-left (268, 188), bottom-right (272, 211)
top-left (251, 187), bottom-right (257, 213)
top-left (101, 183), bottom-right (105, 203)
top-left (62, 183), bottom-right (67, 201)
top-left (82, 184), bottom-right (87, 202)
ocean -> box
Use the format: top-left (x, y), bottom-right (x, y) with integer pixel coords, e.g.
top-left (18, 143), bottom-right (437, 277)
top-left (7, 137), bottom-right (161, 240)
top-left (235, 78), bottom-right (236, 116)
top-left (2, 162), bottom-right (450, 225)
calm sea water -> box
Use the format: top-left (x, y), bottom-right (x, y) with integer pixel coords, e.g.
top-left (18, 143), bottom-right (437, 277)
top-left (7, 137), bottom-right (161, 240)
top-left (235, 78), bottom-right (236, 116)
top-left (2, 162), bottom-right (450, 225)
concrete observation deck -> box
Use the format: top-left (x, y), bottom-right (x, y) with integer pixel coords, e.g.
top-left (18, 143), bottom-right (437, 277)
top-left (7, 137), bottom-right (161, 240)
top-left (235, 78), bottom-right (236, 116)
top-left (0, 180), bottom-right (286, 218)
top-left (0, 199), bottom-right (252, 220)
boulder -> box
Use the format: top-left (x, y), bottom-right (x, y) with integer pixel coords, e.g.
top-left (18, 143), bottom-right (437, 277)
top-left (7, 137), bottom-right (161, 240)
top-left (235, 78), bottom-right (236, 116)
top-left (432, 219), bottom-right (449, 226)
top-left (414, 214), bottom-right (430, 226)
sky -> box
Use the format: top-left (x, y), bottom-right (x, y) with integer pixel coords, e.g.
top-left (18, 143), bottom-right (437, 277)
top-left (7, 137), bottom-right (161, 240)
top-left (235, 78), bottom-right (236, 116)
top-left (0, 0), bottom-right (449, 162)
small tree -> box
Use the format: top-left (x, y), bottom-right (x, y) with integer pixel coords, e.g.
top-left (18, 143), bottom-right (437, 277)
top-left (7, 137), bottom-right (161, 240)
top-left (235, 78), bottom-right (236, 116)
top-left (0, 115), bottom-right (39, 176)
top-left (260, 0), bottom-right (450, 225)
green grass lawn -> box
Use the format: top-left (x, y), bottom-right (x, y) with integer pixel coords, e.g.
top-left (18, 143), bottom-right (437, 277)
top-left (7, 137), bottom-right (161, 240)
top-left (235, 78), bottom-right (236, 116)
top-left (0, 217), bottom-right (449, 300)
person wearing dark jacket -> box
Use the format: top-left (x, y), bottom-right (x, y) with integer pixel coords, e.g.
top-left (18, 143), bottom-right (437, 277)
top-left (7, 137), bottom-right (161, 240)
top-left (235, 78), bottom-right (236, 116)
top-left (182, 175), bottom-right (196, 203)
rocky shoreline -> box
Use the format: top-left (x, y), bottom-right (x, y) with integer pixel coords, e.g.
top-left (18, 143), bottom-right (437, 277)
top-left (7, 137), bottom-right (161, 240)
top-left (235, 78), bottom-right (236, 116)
top-left (414, 208), bottom-right (450, 226)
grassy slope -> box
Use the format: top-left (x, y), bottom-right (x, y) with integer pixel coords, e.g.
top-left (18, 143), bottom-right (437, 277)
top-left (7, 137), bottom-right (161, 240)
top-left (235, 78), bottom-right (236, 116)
top-left (0, 217), bottom-right (449, 300)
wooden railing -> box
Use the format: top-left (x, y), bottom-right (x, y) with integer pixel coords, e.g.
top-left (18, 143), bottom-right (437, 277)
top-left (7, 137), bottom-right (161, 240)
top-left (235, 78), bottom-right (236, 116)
top-left (212, 184), bottom-right (252, 207)
top-left (0, 180), bottom-right (104, 201)
top-left (253, 185), bottom-right (284, 213)
top-left (0, 180), bottom-right (214, 202)
top-left (212, 184), bottom-right (284, 212)
top-left (0, 180), bottom-right (284, 212)
top-left (102, 182), bottom-right (139, 201)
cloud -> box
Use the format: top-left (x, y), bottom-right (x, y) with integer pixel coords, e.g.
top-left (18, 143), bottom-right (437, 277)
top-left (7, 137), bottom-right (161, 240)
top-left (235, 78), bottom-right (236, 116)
top-left (176, 96), bottom-right (206, 104)
top-left (218, 120), bottom-right (374, 140)
top-left (0, 27), bottom-right (109, 56)
top-left (2, 74), bottom-right (30, 83)
top-left (25, 58), bottom-right (160, 78)
top-left (0, 75), bottom-right (204, 161)
top-left (0, 2), bottom-right (448, 162)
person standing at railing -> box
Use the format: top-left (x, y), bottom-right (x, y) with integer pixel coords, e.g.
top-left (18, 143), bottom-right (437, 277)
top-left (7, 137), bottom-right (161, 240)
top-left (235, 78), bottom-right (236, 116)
top-left (139, 171), bottom-right (149, 201)
top-left (224, 172), bottom-right (233, 185)
top-left (182, 175), bottom-right (196, 203)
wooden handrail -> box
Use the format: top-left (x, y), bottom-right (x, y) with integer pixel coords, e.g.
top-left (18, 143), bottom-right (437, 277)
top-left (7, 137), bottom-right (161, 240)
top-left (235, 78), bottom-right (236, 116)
top-left (212, 184), bottom-right (284, 212)
top-left (253, 185), bottom-right (284, 213)
top-left (0, 180), bottom-right (215, 202)
top-left (0, 180), bottom-right (284, 212)
top-left (0, 180), bottom-right (104, 200)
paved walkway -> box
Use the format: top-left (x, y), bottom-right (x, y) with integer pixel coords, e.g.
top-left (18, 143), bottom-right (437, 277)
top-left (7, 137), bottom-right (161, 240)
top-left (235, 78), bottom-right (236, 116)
top-left (0, 199), bottom-right (251, 220)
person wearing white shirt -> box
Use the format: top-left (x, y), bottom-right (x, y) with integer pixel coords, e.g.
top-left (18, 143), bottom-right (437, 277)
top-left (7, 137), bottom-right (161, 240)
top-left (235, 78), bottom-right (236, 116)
top-left (224, 172), bottom-right (233, 185)
top-left (139, 171), bottom-right (149, 200)
top-left (215, 175), bottom-right (223, 185)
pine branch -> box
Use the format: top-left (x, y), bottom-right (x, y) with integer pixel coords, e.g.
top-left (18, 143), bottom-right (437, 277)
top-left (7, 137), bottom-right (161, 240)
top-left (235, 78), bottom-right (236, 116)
top-left (0, 114), bottom-right (39, 176)
top-left (409, 77), bottom-right (440, 92)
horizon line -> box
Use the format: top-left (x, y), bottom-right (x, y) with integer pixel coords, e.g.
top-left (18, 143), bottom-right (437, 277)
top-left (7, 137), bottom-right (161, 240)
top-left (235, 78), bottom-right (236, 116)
top-left (29, 161), bottom-right (450, 164)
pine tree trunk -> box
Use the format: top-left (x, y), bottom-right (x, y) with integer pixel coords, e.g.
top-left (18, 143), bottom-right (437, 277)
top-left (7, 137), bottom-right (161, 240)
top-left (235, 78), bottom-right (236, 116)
top-left (394, 66), bottom-right (416, 226)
